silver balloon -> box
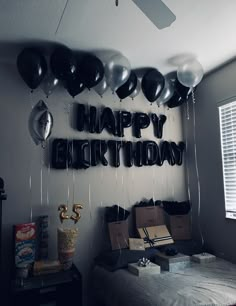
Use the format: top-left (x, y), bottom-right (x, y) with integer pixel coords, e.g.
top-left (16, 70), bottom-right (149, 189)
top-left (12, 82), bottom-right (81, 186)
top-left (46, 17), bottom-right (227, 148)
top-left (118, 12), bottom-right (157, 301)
top-left (29, 100), bottom-right (53, 148)
top-left (105, 53), bottom-right (131, 92)
top-left (94, 77), bottom-right (108, 97)
top-left (156, 78), bottom-right (175, 106)
top-left (177, 59), bottom-right (204, 88)
top-left (40, 73), bottom-right (59, 97)
top-left (130, 79), bottom-right (141, 100)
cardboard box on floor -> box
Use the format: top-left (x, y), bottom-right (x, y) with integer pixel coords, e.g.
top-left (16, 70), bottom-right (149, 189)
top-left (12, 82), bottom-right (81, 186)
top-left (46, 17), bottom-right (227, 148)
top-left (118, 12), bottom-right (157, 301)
top-left (137, 225), bottom-right (174, 248)
top-left (165, 213), bottom-right (191, 240)
top-left (108, 220), bottom-right (129, 250)
top-left (135, 206), bottom-right (165, 228)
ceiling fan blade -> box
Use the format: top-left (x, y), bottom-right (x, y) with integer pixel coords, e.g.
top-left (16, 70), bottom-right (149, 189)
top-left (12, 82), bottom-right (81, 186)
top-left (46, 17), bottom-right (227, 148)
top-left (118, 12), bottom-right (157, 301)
top-left (132, 0), bottom-right (176, 30)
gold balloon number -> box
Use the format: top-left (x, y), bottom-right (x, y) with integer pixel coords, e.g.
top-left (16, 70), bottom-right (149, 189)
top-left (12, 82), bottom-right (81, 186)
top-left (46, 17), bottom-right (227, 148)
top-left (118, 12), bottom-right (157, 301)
top-left (71, 204), bottom-right (83, 224)
top-left (58, 204), bottom-right (83, 224)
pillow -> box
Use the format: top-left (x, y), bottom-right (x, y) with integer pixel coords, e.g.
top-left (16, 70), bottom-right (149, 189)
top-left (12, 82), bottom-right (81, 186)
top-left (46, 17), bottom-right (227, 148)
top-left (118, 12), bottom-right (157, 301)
top-left (94, 248), bottom-right (159, 272)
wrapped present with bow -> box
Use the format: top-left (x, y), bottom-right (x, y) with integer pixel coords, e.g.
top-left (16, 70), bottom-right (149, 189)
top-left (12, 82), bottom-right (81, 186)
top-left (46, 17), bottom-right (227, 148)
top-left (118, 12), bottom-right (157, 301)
top-left (137, 225), bottom-right (174, 248)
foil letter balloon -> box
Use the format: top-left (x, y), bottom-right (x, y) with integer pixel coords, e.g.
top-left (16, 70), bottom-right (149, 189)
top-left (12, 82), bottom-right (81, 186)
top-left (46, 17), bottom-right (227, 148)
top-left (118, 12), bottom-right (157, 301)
top-left (29, 100), bottom-right (53, 148)
top-left (105, 53), bottom-right (131, 93)
top-left (70, 204), bottom-right (83, 224)
top-left (58, 204), bottom-right (70, 223)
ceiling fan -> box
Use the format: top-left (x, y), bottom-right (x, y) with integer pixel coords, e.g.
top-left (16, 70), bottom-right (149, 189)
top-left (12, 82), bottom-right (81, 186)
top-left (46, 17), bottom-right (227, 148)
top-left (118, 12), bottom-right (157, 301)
top-left (116, 0), bottom-right (176, 30)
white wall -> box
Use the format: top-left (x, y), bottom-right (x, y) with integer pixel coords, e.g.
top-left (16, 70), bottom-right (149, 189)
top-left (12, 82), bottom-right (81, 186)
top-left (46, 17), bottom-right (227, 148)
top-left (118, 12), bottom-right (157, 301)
top-left (0, 61), bottom-right (186, 304)
top-left (185, 59), bottom-right (236, 263)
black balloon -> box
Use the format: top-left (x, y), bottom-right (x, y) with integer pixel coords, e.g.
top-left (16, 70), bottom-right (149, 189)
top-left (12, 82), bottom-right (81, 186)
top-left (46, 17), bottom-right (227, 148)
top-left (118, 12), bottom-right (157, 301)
top-left (79, 54), bottom-right (104, 89)
top-left (116, 71), bottom-right (138, 100)
top-left (133, 113), bottom-right (150, 138)
top-left (76, 104), bottom-right (87, 132)
top-left (65, 74), bottom-right (85, 98)
top-left (151, 114), bottom-right (167, 139)
top-left (158, 115), bottom-right (167, 139)
top-left (160, 141), bottom-right (175, 166)
top-left (175, 79), bottom-right (191, 100)
top-left (17, 48), bottom-right (47, 90)
top-left (123, 141), bottom-right (134, 167)
top-left (91, 140), bottom-right (108, 166)
top-left (72, 140), bottom-right (90, 169)
top-left (89, 106), bottom-right (97, 133)
top-left (142, 141), bottom-right (158, 166)
top-left (97, 107), bottom-right (117, 136)
top-left (51, 139), bottom-right (72, 169)
top-left (142, 69), bottom-right (165, 102)
top-left (108, 141), bottom-right (122, 168)
top-left (135, 141), bottom-right (143, 167)
top-left (50, 46), bottom-right (76, 80)
top-left (167, 92), bottom-right (185, 108)
top-left (117, 111), bottom-right (132, 137)
top-left (171, 142), bottom-right (185, 166)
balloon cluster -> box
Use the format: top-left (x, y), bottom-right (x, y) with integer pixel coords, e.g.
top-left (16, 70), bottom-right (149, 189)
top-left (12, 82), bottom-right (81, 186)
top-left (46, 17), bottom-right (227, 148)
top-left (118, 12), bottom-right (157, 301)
top-left (17, 46), bottom-right (204, 107)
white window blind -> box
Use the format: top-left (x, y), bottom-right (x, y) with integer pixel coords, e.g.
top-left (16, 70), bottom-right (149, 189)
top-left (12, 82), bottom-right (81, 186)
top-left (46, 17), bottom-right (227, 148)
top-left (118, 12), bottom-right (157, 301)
top-left (219, 100), bottom-right (236, 219)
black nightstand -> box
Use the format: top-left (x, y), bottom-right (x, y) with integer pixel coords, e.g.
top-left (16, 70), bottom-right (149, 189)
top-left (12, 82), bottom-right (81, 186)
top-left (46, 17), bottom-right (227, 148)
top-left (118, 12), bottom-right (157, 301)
top-left (11, 265), bottom-right (82, 306)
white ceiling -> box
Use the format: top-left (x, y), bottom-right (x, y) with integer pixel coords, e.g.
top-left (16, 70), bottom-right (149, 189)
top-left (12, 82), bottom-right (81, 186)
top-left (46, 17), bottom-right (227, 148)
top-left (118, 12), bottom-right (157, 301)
top-left (0, 0), bottom-right (236, 75)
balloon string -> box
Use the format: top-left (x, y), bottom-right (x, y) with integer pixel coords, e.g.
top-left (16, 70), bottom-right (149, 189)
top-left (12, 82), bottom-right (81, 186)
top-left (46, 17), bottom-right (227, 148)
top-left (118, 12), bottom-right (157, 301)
top-left (66, 140), bottom-right (70, 206)
top-left (40, 147), bottom-right (44, 206)
top-left (29, 92), bottom-right (34, 222)
top-left (185, 103), bottom-right (191, 203)
top-left (29, 174), bottom-right (32, 222)
top-left (152, 168), bottom-right (155, 201)
top-left (29, 91), bottom-right (34, 110)
top-left (55, 0), bottom-right (69, 35)
top-left (89, 183), bottom-right (92, 221)
top-left (184, 102), bottom-right (192, 229)
top-left (192, 99), bottom-right (204, 249)
top-left (192, 88), bottom-right (196, 104)
top-left (186, 100), bottom-right (190, 120)
top-left (46, 144), bottom-right (50, 206)
top-left (72, 141), bottom-right (75, 205)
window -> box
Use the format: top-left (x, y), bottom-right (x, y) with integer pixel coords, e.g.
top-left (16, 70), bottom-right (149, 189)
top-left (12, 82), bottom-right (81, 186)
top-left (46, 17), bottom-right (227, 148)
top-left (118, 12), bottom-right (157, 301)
top-left (219, 100), bottom-right (236, 219)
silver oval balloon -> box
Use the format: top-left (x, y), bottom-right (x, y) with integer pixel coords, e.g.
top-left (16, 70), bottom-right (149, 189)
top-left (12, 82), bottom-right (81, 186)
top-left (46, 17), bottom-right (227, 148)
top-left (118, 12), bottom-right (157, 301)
top-left (177, 59), bottom-right (204, 88)
top-left (40, 73), bottom-right (59, 97)
top-left (156, 78), bottom-right (175, 106)
top-left (130, 79), bottom-right (141, 100)
top-left (29, 100), bottom-right (53, 148)
top-left (105, 53), bottom-right (131, 92)
top-left (94, 77), bottom-right (108, 97)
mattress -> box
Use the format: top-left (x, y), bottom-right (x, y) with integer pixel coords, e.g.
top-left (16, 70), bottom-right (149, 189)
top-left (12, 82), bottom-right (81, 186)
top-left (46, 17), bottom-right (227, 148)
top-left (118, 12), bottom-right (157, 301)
top-left (92, 259), bottom-right (236, 306)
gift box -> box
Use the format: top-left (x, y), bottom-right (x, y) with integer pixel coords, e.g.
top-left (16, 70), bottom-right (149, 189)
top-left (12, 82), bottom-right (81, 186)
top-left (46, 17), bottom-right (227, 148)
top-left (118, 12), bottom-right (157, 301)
top-left (108, 220), bottom-right (129, 250)
top-left (128, 238), bottom-right (145, 251)
top-left (135, 206), bottom-right (165, 228)
top-left (154, 251), bottom-right (191, 272)
top-left (137, 225), bottom-right (173, 248)
top-left (128, 262), bottom-right (161, 276)
top-left (165, 213), bottom-right (191, 240)
top-left (191, 253), bottom-right (216, 264)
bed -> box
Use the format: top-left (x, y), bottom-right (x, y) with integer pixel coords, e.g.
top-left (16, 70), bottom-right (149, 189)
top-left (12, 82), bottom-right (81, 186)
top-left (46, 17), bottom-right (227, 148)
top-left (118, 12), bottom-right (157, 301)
top-left (92, 258), bottom-right (236, 306)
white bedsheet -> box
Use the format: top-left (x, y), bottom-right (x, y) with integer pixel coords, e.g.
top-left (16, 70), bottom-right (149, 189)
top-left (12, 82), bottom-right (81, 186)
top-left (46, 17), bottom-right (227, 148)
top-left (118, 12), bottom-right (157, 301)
top-left (92, 259), bottom-right (236, 306)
